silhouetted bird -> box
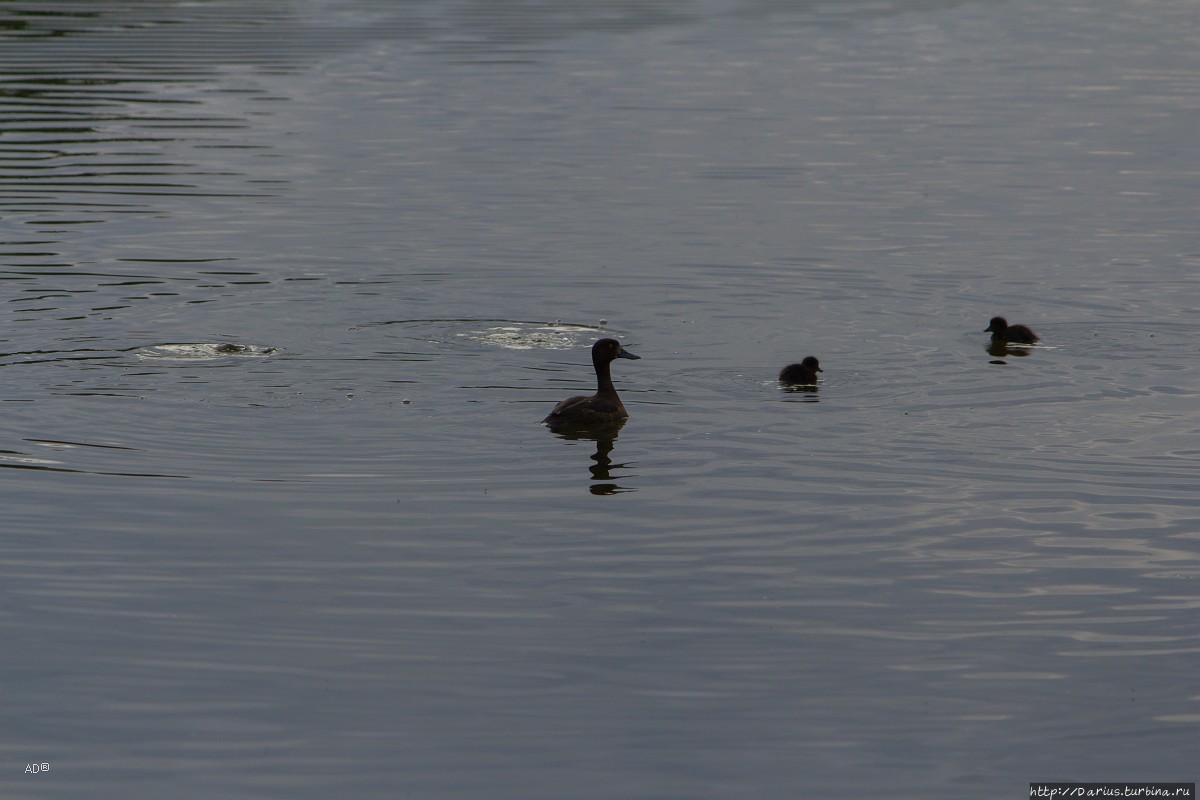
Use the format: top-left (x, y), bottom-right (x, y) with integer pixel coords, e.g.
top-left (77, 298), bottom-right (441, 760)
top-left (543, 338), bottom-right (640, 429)
top-left (779, 355), bottom-right (822, 385)
top-left (985, 316), bottom-right (1038, 344)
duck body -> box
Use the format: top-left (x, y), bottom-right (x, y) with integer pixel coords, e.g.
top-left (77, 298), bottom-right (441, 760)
top-left (779, 355), bottom-right (822, 385)
top-left (985, 316), bottom-right (1038, 344)
top-left (543, 338), bottom-right (640, 429)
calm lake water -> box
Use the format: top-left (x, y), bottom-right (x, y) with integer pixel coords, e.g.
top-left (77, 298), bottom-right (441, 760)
top-left (2, 1), bottom-right (1198, 797)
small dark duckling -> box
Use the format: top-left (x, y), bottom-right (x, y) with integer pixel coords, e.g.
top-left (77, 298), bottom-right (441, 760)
top-left (543, 338), bottom-right (640, 429)
top-left (985, 316), bottom-right (1038, 344)
top-left (779, 356), bottom-right (822, 385)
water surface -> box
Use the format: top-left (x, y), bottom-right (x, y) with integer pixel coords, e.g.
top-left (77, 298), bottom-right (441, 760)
top-left (2, 1), bottom-right (1198, 798)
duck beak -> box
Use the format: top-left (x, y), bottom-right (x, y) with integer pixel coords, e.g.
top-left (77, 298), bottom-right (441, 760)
top-left (617, 348), bottom-right (640, 360)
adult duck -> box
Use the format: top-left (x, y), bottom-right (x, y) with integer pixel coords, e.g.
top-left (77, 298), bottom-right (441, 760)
top-left (543, 338), bottom-right (640, 429)
top-left (779, 355), bottom-right (822, 385)
top-left (985, 316), bottom-right (1038, 344)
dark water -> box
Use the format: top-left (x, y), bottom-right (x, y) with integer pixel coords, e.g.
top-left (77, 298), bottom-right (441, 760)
top-left (2, 1), bottom-right (1197, 798)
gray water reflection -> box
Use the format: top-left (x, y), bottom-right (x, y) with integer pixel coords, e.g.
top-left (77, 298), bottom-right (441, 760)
top-left (2, 1), bottom-right (1199, 799)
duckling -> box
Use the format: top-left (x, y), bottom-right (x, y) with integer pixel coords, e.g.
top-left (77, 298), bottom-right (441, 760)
top-left (985, 316), bottom-right (1038, 344)
top-left (779, 355), bottom-right (822, 385)
top-left (543, 338), bottom-right (640, 429)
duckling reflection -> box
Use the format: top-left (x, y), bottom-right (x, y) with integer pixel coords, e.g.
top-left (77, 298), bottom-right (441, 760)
top-left (548, 428), bottom-right (635, 495)
top-left (986, 339), bottom-right (1035, 358)
top-left (780, 382), bottom-right (821, 400)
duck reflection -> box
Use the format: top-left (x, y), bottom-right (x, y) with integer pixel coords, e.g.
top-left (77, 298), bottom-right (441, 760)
top-left (986, 339), bottom-right (1035, 359)
top-left (779, 383), bottom-right (820, 401)
top-left (546, 424), bottom-right (635, 495)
